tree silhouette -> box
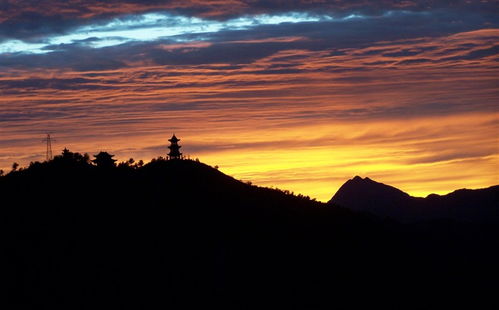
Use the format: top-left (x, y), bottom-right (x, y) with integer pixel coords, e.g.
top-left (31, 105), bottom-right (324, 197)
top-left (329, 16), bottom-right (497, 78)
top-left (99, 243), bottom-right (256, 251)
top-left (51, 148), bottom-right (91, 166)
top-left (1, 153), bottom-right (497, 309)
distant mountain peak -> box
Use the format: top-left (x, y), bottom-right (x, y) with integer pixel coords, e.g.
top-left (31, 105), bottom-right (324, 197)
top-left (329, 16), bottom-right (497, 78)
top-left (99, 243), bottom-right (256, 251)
top-left (329, 176), bottom-right (499, 222)
top-left (330, 176), bottom-right (410, 208)
top-left (351, 175), bottom-right (372, 181)
top-left (343, 176), bottom-right (409, 195)
top-left (329, 176), bottom-right (420, 220)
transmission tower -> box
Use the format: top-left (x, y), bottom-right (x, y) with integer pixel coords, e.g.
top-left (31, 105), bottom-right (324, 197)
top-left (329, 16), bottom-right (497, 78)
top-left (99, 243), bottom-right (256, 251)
top-left (42, 134), bottom-right (54, 161)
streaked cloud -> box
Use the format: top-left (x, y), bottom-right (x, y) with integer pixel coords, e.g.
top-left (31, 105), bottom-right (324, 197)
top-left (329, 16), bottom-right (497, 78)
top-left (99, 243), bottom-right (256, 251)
top-left (0, 11), bottom-right (338, 54)
top-left (0, 1), bottom-right (497, 200)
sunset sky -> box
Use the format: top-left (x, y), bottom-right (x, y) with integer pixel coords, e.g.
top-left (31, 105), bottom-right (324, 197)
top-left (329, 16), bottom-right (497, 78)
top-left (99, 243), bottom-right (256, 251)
top-left (0, 0), bottom-right (498, 201)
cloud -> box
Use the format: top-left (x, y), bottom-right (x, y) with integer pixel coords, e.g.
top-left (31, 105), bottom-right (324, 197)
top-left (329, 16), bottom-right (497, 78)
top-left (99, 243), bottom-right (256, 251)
top-left (0, 0), bottom-right (496, 45)
top-left (0, 77), bottom-right (117, 90)
top-left (0, 7), bottom-right (496, 71)
top-left (0, 1), bottom-right (497, 200)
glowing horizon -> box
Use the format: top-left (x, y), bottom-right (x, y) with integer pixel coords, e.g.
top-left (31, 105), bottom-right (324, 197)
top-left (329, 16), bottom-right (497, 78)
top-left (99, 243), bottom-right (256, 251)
top-left (0, 1), bottom-right (497, 201)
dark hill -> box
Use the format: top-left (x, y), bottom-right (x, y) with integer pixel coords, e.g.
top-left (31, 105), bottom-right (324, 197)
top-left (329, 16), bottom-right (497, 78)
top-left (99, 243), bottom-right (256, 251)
top-left (1, 155), bottom-right (498, 309)
top-left (329, 176), bottom-right (499, 222)
top-left (329, 176), bottom-right (412, 217)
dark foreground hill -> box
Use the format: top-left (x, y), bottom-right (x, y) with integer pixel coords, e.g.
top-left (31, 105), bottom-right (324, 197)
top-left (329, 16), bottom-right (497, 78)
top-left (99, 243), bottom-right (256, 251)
top-left (329, 176), bottom-right (499, 222)
top-left (1, 154), bottom-right (498, 309)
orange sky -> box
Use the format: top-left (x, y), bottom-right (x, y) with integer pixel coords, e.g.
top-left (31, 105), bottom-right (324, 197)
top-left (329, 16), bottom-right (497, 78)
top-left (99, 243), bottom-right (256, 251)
top-left (0, 4), bottom-right (498, 201)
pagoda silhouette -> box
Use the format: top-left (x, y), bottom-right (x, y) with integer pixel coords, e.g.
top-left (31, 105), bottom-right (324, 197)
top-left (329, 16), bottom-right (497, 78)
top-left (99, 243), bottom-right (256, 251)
top-left (167, 134), bottom-right (182, 160)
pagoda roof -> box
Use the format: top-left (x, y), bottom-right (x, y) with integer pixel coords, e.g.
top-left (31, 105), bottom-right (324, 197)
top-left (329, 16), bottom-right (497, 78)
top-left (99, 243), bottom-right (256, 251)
top-left (168, 134), bottom-right (180, 142)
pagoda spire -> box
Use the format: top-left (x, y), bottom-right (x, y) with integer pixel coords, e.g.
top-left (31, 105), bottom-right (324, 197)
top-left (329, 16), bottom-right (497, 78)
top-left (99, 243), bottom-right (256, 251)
top-left (167, 134), bottom-right (182, 160)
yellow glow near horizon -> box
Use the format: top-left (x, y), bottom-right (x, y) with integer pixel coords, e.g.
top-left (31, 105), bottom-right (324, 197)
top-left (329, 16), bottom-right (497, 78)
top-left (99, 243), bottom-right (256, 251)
top-left (189, 113), bottom-right (499, 201)
top-left (1, 111), bottom-right (496, 202)
top-left (0, 30), bottom-right (497, 201)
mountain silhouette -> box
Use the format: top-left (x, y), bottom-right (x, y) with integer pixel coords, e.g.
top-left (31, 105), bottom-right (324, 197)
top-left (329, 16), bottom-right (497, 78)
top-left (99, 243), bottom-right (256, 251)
top-left (1, 152), bottom-right (498, 309)
top-left (329, 176), bottom-right (499, 222)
